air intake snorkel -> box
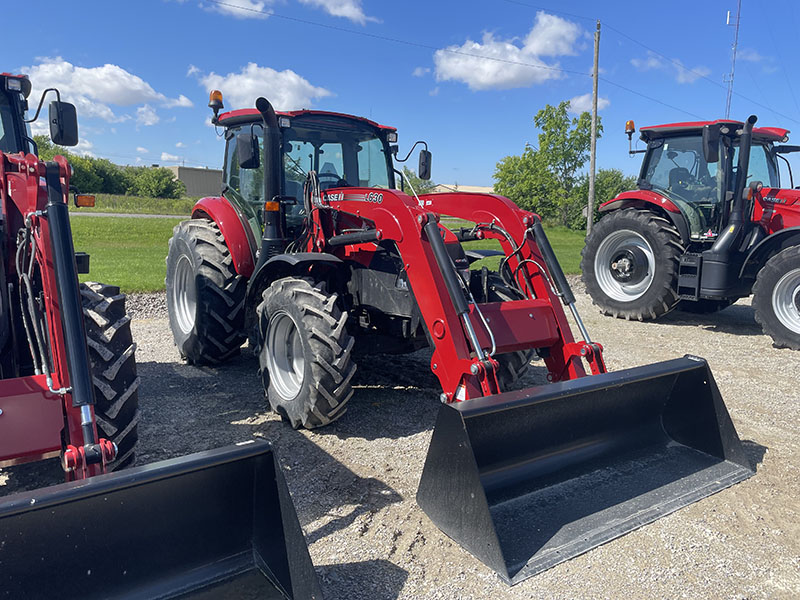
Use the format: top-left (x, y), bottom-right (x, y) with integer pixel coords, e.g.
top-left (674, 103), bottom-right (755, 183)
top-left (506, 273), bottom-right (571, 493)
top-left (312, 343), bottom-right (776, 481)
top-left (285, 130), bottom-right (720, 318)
top-left (254, 97), bottom-right (287, 264)
top-left (709, 114), bottom-right (757, 256)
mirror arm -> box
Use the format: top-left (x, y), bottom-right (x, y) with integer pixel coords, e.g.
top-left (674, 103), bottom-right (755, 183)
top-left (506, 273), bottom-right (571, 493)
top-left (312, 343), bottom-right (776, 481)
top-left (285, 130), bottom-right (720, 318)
top-left (24, 88), bottom-right (61, 124)
top-left (394, 140), bottom-right (428, 163)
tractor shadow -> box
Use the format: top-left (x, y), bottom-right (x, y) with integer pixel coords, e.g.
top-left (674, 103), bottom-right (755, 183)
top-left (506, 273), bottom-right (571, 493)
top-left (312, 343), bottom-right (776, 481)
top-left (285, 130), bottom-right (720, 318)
top-left (659, 303), bottom-right (765, 337)
top-left (322, 348), bottom-right (552, 441)
top-left (318, 559), bottom-right (408, 600)
top-left (134, 356), bottom-right (403, 545)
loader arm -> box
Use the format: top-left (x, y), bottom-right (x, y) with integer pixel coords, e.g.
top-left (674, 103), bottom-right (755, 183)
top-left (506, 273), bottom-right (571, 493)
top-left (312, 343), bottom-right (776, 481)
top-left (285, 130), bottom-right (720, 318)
top-left (315, 188), bottom-right (594, 401)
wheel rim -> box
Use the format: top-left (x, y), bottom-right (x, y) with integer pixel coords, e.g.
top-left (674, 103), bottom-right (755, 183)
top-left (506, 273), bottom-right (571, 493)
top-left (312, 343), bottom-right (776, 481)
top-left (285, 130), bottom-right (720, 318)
top-left (771, 267), bottom-right (800, 334)
top-left (172, 254), bottom-right (197, 334)
top-left (266, 311), bottom-right (305, 399)
top-left (593, 229), bottom-right (655, 302)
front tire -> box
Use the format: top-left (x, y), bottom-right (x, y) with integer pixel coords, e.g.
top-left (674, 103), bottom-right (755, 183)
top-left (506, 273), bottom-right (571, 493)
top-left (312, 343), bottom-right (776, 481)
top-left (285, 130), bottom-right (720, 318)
top-left (257, 278), bottom-right (356, 429)
top-left (166, 219), bottom-right (246, 364)
top-left (81, 282), bottom-right (139, 470)
top-left (581, 209), bottom-right (683, 320)
top-left (753, 246), bottom-right (800, 350)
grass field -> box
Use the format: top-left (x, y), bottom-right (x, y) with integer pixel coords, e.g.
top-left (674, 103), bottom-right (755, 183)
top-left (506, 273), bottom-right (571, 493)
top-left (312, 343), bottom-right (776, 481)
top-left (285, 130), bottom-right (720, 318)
top-left (69, 194), bottom-right (197, 216)
top-left (71, 214), bottom-right (586, 294)
top-left (72, 215), bottom-right (182, 293)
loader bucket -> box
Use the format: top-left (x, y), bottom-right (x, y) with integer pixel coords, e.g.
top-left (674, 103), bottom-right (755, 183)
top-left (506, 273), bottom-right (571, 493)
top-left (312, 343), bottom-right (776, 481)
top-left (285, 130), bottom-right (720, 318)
top-left (417, 356), bottom-right (754, 585)
top-left (0, 440), bottom-right (322, 599)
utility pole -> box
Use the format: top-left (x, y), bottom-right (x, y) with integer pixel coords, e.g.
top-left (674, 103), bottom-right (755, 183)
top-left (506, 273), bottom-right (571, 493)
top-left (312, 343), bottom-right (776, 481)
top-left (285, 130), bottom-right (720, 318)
top-left (725, 0), bottom-right (742, 118)
top-left (587, 20), bottom-right (601, 236)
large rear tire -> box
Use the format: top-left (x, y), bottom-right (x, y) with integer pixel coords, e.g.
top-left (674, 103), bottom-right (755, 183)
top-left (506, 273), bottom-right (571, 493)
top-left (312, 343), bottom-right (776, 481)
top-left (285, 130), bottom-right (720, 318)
top-left (581, 209), bottom-right (683, 320)
top-left (166, 219), bottom-right (246, 364)
top-left (753, 246), bottom-right (800, 350)
top-left (469, 268), bottom-right (534, 390)
top-left (257, 278), bottom-right (356, 429)
top-left (81, 282), bottom-right (139, 470)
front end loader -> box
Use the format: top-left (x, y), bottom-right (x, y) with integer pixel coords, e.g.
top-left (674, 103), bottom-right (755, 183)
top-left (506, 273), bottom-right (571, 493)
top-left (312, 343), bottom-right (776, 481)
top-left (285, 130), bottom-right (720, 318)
top-left (165, 91), bottom-right (754, 583)
top-left (0, 75), bottom-right (322, 598)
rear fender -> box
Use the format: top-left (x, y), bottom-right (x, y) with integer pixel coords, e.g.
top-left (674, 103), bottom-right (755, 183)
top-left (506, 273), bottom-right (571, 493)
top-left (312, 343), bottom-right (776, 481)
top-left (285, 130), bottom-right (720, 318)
top-left (600, 192), bottom-right (690, 245)
top-left (739, 226), bottom-right (800, 280)
top-left (191, 196), bottom-right (256, 278)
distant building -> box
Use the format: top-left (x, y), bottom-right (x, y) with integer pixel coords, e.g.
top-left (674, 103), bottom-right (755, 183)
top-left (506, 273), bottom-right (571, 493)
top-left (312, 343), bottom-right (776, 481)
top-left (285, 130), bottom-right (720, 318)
top-left (166, 166), bottom-right (223, 198)
top-left (432, 184), bottom-right (494, 194)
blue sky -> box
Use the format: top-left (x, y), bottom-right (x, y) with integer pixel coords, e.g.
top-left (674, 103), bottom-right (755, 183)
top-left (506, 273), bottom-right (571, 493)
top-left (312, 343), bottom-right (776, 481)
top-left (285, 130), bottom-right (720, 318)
top-left (6, 0), bottom-right (800, 187)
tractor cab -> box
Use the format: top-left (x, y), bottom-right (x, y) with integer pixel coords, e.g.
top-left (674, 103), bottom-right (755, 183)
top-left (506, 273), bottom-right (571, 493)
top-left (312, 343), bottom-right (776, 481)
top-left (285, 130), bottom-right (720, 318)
top-left (634, 120), bottom-right (784, 240)
top-left (216, 102), bottom-right (397, 243)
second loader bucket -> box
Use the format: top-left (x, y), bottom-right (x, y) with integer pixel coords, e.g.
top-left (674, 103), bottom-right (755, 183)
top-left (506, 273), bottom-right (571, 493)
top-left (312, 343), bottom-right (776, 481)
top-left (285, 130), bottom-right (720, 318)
top-left (0, 440), bottom-right (322, 599)
top-left (417, 356), bottom-right (754, 585)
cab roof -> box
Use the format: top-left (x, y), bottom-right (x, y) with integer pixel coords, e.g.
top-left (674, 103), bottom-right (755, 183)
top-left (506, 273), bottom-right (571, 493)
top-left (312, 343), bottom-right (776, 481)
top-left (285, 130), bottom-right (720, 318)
top-left (217, 108), bottom-right (396, 132)
top-left (640, 120), bottom-right (789, 143)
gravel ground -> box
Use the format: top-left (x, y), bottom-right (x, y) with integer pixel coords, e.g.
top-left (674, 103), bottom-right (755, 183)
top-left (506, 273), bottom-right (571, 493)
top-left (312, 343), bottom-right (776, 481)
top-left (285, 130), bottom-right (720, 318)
top-left (2, 280), bottom-right (798, 599)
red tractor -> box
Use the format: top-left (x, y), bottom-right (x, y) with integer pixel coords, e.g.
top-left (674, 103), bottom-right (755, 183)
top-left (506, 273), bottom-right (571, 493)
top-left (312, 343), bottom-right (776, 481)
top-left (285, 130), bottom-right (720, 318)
top-left (582, 115), bottom-right (800, 349)
top-left (0, 73), bottom-right (139, 478)
top-left (164, 92), bottom-right (754, 583)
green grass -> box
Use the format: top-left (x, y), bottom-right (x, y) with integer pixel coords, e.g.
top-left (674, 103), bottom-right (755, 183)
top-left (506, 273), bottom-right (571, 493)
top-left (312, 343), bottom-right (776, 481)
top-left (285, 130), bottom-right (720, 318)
top-left (442, 218), bottom-right (586, 274)
top-left (71, 215), bottom-right (182, 293)
top-left (69, 194), bottom-right (197, 216)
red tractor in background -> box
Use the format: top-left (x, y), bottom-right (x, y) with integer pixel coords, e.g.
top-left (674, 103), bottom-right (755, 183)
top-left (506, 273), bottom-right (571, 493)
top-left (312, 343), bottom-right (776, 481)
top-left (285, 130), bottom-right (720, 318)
top-left (164, 91), bottom-right (754, 583)
top-left (582, 115), bottom-right (800, 349)
top-left (0, 73), bottom-right (139, 478)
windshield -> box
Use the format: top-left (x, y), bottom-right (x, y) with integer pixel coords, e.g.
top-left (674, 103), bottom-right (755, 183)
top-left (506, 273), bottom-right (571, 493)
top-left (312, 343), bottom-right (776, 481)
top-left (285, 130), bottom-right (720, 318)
top-left (641, 134), bottom-right (780, 238)
top-left (0, 92), bottom-right (21, 154)
top-left (281, 116), bottom-right (392, 202)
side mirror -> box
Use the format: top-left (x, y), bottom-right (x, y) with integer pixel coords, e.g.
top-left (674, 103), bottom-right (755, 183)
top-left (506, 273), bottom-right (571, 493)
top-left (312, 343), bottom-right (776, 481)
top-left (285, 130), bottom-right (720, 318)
top-left (49, 101), bottom-right (78, 147)
top-left (237, 132), bottom-right (260, 170)
top-left (418, 149), bottom-right (432, 180)
top-left (702, 124), bottom-right (721, 164)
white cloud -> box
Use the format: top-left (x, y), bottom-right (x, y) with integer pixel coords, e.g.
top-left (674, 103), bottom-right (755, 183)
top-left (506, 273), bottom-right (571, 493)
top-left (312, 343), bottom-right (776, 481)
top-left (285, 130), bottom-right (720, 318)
top-left (433, 12), bottom-right (583, 91)
top-left (136, 105), bottom-right (159, 126)
top-left (161, 152), bottom-right (180, 162)
top-left (412, 67), bottom-right (430, 77)
top-left (136, 146), bottom-right (149, 154)
top-left (568, 93), bottom-right (609, 114)
top-left (74, 138), bottom-right (94, 157)
top-left (21, 57), bottom-right (193, 124)
top-left (176, 141), bottom-right (187, 148)
top-left (738, 48), bottom-right (765, 63)
top-left (164, 94), bottom-right (193, 108)
top-left (192, 62), bottom-right (331, 110)
top-left (631, 51), bottom-right (710, 84)
top-left (210, 0), bottom-right (269, 19)
top-left (297, 0), bottom-right (376, 25)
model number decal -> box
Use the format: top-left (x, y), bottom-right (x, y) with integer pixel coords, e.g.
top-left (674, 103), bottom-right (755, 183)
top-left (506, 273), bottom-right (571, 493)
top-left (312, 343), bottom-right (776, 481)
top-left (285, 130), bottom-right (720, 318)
top-left (326, 192), bottom-right (384, 204)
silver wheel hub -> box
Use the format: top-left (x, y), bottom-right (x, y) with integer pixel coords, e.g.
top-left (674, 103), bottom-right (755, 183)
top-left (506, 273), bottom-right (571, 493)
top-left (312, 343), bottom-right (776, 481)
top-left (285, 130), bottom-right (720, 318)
top-left (594, 230), bottom-right (655, 302)
top-left (266, 311), bottom-right (305, 400)
top-left (771, 267), bottom-right (800, 334)
top-left (172, 255), bottom-right (197, 334)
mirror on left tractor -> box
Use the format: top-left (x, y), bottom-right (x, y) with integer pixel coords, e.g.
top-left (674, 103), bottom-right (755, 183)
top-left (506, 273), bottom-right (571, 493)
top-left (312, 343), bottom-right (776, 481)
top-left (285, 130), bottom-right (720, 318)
top-left (49, 101), bottom-right (78, 147)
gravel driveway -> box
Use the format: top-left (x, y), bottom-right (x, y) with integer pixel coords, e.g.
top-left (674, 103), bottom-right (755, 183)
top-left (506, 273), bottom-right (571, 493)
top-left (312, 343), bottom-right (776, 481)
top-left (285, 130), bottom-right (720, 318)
top-left (2, 281), bottom-right (798, 599)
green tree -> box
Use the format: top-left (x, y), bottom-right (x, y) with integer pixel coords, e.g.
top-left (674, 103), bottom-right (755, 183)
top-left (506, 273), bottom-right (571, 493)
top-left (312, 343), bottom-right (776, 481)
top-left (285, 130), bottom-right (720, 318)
top-left (130, 167), bottom-right (186, 199)
top-left (400, 166), bottom-right (437, 195)
top-left (567, 168), bottom-right (638, 229)
top-left (493, 101), bottom-right (603, 228)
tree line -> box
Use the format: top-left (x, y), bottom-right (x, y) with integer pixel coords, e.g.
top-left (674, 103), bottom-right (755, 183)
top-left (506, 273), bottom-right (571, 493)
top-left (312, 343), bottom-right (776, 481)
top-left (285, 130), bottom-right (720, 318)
top-left (493, 101), bottom-right (636, 230)
top-left (35, 136), bottom-right (186, 199)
